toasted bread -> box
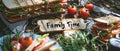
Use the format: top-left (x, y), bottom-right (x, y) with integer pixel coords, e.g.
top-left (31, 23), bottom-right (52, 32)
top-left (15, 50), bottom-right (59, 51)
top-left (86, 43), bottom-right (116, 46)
top-left (2, 0), bottom-right (57, 9)
top-left (94, 15), bottom-right (120, 25)
top-left (93, 15), bottom-right (120, 31)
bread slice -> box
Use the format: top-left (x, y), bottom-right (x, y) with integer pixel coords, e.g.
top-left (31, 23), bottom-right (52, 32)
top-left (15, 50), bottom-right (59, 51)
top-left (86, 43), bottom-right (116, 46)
top-left (36, 41), bottom-right (56, 51)
top-left (94, 15), bottom-right (120, 25)
top-left (31, 0), bottom-right (44, 5)
top-left (2, 0), bottom-right (20, 9)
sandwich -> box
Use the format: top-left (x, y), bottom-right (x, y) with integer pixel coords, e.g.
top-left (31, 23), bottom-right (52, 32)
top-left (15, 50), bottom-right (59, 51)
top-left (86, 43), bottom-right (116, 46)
top-left (9, 34), bottom-right (62, 51)
top-left (2, 0), bottom-right (57, 9)
top-left (91, 15), bottom-right (120, 41)
top-left (0, 0), bottom-right (61, 22)
top-left (25, 37), bottom-right (57, 51)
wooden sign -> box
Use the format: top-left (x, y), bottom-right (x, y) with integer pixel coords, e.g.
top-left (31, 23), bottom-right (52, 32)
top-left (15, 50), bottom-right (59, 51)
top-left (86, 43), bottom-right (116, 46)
top-left (37, 18), bottom-right (87, 32)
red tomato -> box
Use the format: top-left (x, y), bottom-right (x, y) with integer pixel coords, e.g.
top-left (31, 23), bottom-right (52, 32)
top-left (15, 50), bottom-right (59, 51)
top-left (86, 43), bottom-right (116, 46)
top-left (19, 36), bottom-right (33, 47)
top-left (67, 6), bottom-right (77, 15)
top-left (112, 28), bottom-right (120, 34)
top-left (79, 8), bottom-right (89, 19)
top-left (85, 3), bottom-right (94, 11)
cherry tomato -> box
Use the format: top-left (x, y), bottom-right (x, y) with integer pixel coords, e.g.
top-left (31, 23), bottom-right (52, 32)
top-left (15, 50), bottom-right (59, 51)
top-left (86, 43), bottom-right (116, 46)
top-left (19, 35), bottom-right (33, 47)
top-left (85, 3), bottom-right (94, 11)
top-left (79, 8), bottom-right (89, 19)
top-left (112, 28), bottom-right (120, 34)
top-left (67, 6), bottom-right (77, 15)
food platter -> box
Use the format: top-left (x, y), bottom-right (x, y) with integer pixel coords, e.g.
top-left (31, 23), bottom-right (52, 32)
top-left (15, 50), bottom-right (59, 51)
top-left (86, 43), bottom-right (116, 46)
top-left (0, 33), bottom-right (63, 51)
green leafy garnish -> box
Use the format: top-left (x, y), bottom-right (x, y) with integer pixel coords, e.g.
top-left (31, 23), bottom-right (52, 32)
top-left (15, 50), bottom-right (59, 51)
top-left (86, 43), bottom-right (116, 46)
top-left (109, 23), bottom-right (117, 28)
top-left (50, 4), bottom-right (61, 12)
top-left (56, 30), bottom-right (109, 51)
top-left (15, 30), bottom-right (22, 41)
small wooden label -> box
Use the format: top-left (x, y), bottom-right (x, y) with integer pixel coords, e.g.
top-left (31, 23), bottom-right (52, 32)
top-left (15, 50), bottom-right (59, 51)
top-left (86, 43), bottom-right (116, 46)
top-left (37, 18), bottom-right (87, 32)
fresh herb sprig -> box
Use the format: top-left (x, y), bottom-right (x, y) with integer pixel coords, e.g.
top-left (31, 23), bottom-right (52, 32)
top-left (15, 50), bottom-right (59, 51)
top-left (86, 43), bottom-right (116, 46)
top-left (15, 30), bottom-right (22, 41)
